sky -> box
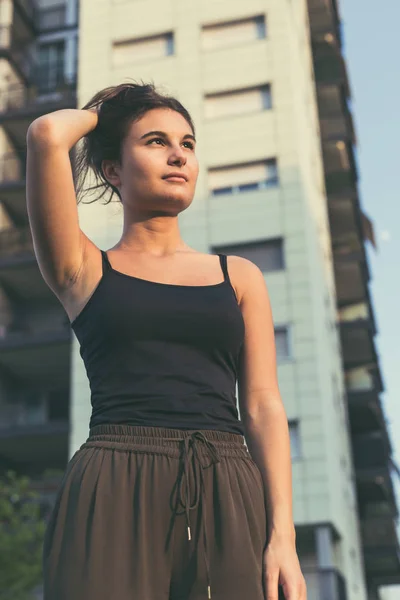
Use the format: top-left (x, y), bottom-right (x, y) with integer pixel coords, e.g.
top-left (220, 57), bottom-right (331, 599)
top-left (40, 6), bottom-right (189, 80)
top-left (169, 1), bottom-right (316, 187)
top-left (340, 1), bottom-right (400, 597)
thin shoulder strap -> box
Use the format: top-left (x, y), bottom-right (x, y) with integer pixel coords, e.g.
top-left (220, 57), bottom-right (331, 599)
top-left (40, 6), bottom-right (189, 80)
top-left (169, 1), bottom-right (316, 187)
top-left (217, 253), bottom-right (230, 283)
top-left (100, 249), bottom-right (112, 275)
top-left (218, 253), bottom-right (238, 301)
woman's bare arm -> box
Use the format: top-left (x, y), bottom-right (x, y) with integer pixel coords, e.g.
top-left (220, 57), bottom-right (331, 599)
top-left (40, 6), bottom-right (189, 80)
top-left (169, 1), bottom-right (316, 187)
top-left (26, 109), bottom-right (98, 295)
top-left (234, 255), bottom-right (307, 600)
top-left (232, 256), bottom-right (295, 542)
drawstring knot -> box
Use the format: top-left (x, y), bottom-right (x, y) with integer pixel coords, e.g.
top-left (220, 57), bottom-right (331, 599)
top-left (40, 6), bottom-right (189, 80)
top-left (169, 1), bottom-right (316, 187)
top-left (167, 431), bottom-right (221, 599)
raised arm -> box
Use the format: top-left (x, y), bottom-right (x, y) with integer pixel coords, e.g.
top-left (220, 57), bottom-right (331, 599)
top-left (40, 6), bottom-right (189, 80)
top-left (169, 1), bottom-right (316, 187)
top-left (26, 108), bottom-right (98, 295)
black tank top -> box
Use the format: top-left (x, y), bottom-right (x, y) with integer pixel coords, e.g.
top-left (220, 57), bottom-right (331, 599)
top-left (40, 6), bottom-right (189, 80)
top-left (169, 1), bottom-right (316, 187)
top-left (70, 250), bottom-right (245, 435)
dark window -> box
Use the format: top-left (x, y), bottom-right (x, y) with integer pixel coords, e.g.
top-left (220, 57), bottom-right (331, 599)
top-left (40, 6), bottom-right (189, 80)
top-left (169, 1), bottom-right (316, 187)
top-left (275, 326), bottom-right (291, 360)
top-left (212, 238), bottom-right (284, 272)
top-left (261, 84), bottom-right (272, 109)
top-left (255, 15), bottom-right (267, 39)
top-left (36, 41), bottom-right (65, 93)
top-left (166, 32), bottom-right (174, 55)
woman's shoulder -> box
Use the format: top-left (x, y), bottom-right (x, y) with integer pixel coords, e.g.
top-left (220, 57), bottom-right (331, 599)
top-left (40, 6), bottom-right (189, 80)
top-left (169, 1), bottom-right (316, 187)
top-left (223, 254), bottom-right (263, 277)
top-left (220, 255), bottom-right (266, 305)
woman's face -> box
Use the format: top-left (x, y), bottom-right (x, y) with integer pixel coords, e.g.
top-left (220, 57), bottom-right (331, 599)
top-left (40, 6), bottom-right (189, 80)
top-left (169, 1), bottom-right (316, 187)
top-left (105, 107), bottom-right (199, 215)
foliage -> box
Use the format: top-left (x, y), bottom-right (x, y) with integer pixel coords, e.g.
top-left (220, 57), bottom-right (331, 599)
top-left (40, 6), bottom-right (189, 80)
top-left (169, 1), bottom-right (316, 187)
top-left (0, 470), bottom-right (47, 600)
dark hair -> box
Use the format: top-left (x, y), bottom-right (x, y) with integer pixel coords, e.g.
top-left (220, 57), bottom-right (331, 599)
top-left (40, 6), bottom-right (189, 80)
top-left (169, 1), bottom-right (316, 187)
top-left (74, 79), bottom-right (196, 205)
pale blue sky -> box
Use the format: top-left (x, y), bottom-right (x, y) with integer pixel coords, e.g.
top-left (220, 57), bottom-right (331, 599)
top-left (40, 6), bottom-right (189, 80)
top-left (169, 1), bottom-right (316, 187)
top-left (340, 1), bottom-right (400, 595)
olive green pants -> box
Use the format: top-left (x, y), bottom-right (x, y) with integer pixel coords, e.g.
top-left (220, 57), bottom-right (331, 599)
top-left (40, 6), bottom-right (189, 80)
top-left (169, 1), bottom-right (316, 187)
top-left (43, 424), bottom-right (268, 599)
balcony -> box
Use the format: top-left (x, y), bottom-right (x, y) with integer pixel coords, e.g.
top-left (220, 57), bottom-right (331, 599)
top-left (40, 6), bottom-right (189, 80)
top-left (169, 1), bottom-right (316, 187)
top-left (0, 150), bottom-right (25, 183)
top-left (330, 226), bottom-right (369, 308)
top-left (317, 84), bottom-right (354, 137)
top-left (331, 225), bottom-right (370, 307)
top-left (346, 365), bottom-right (383, 394)
top-left (334, 258), bottom-right (370, 307)
top-left (307, 0), bottom-right (341, 44)
top-left (0, 258), bottom-right (72, 381)
top-left (0, 227), bottom-right (57, 303)
top-left (346, 369), bottom-right (386, 447)
top-left (36, 3), bottom-right (73, 33)
top-left (361, 514), bottom-right (400, 586)
top-left (319, 111), bottom-right (355, 144)
top-left (0, 390), bottom-right (69, 470)
top-left (0, 320), bottom-right (71, 388)
top-left (338, 300), bottom-right (378, 369)
top-left (0, 152), bottom-right (27, 226)
top-left (330, 212), bottom-right (364, 263)
top-left (0, 0), bottom-right (37, 80)
top-left (348, 388), bottom-right (387, 435)
top-left (0, 226), bottom-right (34, 266)
top-left (323, 140), bottom-right (358, 198)
top-left (356, 471), bottom-right (397, 518)
top-left (354, 439), bottom-right (397, 509)
top-left (14, 0), bottom-right (37, 30)
top-left (328, 191), bottom-right (363, 243)
top-left (0, 24), bottom-right (36, 82)
top-left (325, 168), bottom-right (355, 198)
top-left (302, 568), bottom-right (347, 600)
top-left (0, 76), bottom-right (77, 149)
top-left (353, 430), bottom-right (392, 472)
top-left (312, 36), bottom-right (349, 92)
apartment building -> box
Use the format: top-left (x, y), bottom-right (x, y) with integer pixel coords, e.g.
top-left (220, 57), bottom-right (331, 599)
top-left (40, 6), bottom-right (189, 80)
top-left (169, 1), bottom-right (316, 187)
top-left (0, 1), bottom-right (398, 599)
top-left (0, 0), bottom-right (78, 554)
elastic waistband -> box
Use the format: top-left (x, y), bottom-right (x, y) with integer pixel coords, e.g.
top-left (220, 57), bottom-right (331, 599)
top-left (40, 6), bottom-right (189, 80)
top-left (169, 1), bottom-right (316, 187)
top-left (82, 423), bottom-right (250, 460)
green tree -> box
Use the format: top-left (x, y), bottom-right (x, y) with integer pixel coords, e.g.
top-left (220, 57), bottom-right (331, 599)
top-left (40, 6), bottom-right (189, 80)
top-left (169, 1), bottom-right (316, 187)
top-left (0, 470), bottom-right (47, 600)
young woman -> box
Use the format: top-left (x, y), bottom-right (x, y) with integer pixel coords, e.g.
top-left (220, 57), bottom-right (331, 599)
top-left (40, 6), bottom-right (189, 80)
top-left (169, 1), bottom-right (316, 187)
top-left (26, 82), bottom-right (306, 600)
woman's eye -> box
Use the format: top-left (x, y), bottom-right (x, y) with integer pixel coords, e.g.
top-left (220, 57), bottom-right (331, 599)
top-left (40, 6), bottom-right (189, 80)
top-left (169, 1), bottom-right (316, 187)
top-left (148, 138), bottom-right (195, 150)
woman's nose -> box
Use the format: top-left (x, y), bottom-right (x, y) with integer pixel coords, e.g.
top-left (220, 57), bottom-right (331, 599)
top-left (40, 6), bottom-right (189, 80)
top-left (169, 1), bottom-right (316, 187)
top-left (169, 149), bottom-right (186, 164)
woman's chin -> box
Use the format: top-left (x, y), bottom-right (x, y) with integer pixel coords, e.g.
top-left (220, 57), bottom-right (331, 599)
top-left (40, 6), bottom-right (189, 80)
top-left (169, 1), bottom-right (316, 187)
top-left (157, 193), bottom-right (193, 213)
top-left (123, 189), bottom-right (194, 215)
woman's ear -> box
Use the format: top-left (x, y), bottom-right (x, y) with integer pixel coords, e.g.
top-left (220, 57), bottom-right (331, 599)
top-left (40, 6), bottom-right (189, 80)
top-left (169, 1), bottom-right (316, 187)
top-left (101, 159), bottom-right (121, 189)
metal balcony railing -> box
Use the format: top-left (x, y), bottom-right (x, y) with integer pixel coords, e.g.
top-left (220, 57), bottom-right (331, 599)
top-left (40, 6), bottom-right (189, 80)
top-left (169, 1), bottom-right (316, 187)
top-left (0, 396), bottom-right (48, 428)
top-left (0, 25), bottom-right (36, 80)
top-left (0, 73), bottom-right (76, 115)
top-left (15, 0), bottom-right (38, 22)
top-left (0, 227), bottom-right (33, 257)
top-left (308, 0), bottom-right (342, 45)
top-left (0, 81), bottom-right (32, 113)
top-left (353, 432), bottom-right (391, 471)
top-left (0, 152), bottom-right (25, 183)
top-left (0, 25), bottom-right (12, 48)
top-left (0, 320), bottom-right (71, 351)
top-left (361, 515), bottom-right (400, 548)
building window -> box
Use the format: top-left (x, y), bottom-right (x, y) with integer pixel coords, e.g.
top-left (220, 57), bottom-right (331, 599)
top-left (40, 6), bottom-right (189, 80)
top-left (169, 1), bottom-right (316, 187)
top-left (209, 159), bottom-right (278, 196)
top-left (165, 32), bottom-right (174, 56)
top-left (261, 85), bottom-right (272, 109)
top-left (212, 239), bottom-right (284, 273)
top-left (201, 14), bottom-right (267, 50)
top-left (289, 420), bottom-right (301, 460)
top-left (37, 4), bottom-right (67, 32)
top-left (112, 32), bottom-right (174, 67)
top-left (275, 325), bottom-right (291, 361)
top-left (205, 84), bottom-right (272, 119)
top-left (255, 15), bottom-right (267, 39)
top-left (36, 41), bottom-right (65, 93)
